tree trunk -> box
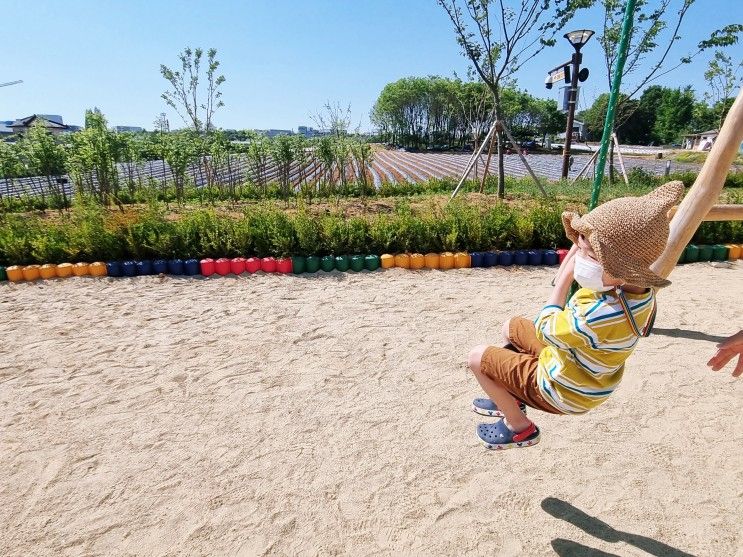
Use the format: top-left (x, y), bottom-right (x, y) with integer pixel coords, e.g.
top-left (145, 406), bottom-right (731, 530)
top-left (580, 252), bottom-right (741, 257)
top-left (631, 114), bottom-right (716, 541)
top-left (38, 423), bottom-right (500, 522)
top-left (479, 130), bottom-right (496, 193)
top-left (492, 94), bottom-right (506, 199)
top-left (473, 137), bottom-right (479, 180)
top-left (497, 130), bottom-right (505, 199)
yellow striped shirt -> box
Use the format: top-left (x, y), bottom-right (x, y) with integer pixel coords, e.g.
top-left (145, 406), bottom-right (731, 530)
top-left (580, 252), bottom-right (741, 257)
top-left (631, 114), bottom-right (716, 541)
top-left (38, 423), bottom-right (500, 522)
top-left (534, 287), bottom-right (657, 414)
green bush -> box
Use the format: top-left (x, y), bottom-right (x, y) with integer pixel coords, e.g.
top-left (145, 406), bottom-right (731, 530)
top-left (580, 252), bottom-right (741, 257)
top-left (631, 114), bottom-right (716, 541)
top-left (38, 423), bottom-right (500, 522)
top-left (368, 215), bottom-right (397, 254)
top-left (529, 202), bottom-right (566, 249)
top-left (481, 204), bottom-right (517, 249)
top-left (292, 210), bottom-right (320, 256)
top-left (65, 201), bottom-right (121, 260)
top-left (2, 195), bottom-right (742, 265)
top-left (0, 214), bottom-right (38, 265)
top-left (246, 205), bottom-right (294, 257)
top-left (346, 217), bottom-right (370, 254)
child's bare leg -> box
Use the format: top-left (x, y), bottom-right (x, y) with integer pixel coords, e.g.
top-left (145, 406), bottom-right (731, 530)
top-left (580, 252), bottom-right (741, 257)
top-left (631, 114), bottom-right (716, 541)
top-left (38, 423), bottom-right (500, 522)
top-left (501, 320), bottom-right (512, 345)
top-left (468, 345), bottom-right (532, 432)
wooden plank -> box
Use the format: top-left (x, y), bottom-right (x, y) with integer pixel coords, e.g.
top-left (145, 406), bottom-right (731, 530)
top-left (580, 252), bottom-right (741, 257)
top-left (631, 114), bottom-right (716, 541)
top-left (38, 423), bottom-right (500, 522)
top-left (668, 204), bottom-right (743, 222)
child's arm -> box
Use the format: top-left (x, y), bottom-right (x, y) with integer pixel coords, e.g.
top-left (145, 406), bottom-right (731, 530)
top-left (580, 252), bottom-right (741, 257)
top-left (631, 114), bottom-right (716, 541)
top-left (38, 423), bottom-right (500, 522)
top-left (536, 256), bottom-right (596, 351)
top-left (546, 247), bottom-right (577, 309)
top-left (551, 244), bottom-right (578, 286)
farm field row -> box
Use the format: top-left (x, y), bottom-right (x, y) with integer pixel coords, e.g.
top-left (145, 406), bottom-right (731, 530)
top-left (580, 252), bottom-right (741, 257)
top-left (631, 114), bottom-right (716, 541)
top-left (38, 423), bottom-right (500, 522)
top-left (0, 150), bottom-right (706, 198)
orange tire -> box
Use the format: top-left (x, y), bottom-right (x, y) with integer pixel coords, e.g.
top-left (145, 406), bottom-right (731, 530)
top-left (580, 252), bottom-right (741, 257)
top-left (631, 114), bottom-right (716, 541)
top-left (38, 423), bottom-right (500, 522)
top-left (72, 263), bottom-right (90, 276)
top-left (726, 244), bottom-right (741, 260)
top-left (22, 265), bottom-right (41, 281)
top-left (89, 262), bottom-right (107, 276)
top-left (6, 265), bottom-right (24, 282)
top-left (394, 253), bottom-right (411, 269)
top-left (56, 263), bottom-right (74, 278)
top-left (409, 253), bottom-right (425, 270)
top-left (39, 264), bottom-right (58, 279)
top-left (440, 252), bottom-right (454, 270)
top-left (454, 252), bottom-right (471, 268)
top-left (424, 253), bottom-right (440, 269)
top-left (380, 254), bottom-right (395, 269)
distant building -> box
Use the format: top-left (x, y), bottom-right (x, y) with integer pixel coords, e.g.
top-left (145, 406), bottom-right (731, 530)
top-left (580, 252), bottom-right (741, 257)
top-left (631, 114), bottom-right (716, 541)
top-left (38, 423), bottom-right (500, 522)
top-left (0, 120), bottom-right (14, 136)
top-left (683, 130), bottom-right (718, 151)
top-left (42, 114), bottom-right (64, 125)
top-left (297, 125), bottom-right (330, 138)
top-left (254, 129), bottom-right (293, 138)
top-left (114, 126), bottom-right (145, 133)
top-left (8, 114), bottom-right (69, 135)
top-left (557, 120), bottom-right (586, 141)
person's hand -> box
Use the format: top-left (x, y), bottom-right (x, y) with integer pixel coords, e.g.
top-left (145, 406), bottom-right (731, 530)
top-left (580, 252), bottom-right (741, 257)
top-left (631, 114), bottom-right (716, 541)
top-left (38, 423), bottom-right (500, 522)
top-left (707, 330), bottom-right (743, 377)
top-left (552, 244), bottom-right (579, 286)
top-left (557, 252), bottom-right (576, 287)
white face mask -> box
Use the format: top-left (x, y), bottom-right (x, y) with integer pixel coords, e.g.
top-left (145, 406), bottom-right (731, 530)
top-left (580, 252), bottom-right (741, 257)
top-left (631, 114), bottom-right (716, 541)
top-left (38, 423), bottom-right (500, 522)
top-left (574, 253), bottom-right (613, 292)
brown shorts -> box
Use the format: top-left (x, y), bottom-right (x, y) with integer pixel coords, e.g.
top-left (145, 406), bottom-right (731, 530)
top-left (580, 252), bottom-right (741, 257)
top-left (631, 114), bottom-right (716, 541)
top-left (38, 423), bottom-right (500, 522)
top-left (480, 317), bottom-right (562, 414)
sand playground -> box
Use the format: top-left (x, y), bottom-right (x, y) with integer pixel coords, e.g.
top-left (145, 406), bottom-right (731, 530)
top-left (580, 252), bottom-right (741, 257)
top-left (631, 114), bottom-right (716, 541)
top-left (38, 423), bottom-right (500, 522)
top-left (1, 262), bottom-right (741, 556)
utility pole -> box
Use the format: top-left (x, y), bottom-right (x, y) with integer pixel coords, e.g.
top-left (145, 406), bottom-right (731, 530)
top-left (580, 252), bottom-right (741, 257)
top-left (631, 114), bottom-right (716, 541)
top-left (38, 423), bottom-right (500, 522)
top-left (560, 30), bottom-right (594, 179)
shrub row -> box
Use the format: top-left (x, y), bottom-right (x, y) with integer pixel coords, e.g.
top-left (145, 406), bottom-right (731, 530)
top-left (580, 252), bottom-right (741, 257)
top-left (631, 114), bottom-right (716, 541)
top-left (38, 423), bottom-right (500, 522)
top-left (2, 197), bottom-right (742, 267)
top-left (0, 199), bottom-right (570, 265)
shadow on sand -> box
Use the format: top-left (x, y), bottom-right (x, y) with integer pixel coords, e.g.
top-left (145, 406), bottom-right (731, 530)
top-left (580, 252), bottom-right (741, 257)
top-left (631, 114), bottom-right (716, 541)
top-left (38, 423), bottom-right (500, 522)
top-left (542, 497), bottom-right (695, 557)
top-left (652, 327), bottom-right (727, 343)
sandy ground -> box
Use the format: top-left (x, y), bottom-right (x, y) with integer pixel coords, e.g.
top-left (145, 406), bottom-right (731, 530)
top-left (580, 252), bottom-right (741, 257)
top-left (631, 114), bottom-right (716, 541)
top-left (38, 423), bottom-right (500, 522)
top-left (0, 263), bottom-right (741, 557)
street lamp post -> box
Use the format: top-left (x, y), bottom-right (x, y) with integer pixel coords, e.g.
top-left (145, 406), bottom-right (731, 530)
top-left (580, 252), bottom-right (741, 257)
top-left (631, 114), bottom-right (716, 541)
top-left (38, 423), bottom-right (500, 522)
top-left (561, 29), bottom-right (594, 179)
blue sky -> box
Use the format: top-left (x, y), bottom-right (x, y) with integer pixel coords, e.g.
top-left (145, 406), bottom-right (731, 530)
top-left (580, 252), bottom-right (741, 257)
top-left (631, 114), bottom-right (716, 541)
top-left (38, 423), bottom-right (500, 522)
top-left (3, 0), bottom-right (740, 131)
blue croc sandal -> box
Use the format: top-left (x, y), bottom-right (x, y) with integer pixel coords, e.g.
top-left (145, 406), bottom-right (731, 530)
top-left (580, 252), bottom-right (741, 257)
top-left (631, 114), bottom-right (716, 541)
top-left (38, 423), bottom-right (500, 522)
top-left (472, 398), bottom-right (526, 417)
top-left (476, 420), bottom-right (541, 450)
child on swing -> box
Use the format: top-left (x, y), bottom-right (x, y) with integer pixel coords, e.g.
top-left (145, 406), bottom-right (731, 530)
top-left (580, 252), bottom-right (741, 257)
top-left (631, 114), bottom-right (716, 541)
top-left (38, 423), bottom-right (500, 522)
top-left (467, 181), bottom-right (684, 449)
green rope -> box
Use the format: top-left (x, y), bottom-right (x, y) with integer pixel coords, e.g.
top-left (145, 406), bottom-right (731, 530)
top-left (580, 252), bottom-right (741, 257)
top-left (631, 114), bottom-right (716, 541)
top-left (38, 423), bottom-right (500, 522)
top-left (589, 0), bottom-right (636, 210)
top-left (569, 0), bottom-right (636, 299)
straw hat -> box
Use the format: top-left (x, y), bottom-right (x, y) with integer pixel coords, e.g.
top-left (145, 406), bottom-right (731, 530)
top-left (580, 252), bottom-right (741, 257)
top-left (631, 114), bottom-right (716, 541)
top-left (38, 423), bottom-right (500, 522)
top-left (562, 181), bottom-right (684, 288)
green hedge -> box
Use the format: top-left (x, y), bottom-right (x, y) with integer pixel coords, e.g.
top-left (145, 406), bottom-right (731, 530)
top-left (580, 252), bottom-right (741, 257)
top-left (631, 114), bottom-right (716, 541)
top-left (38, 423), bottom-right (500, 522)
top-left (2, 198), bottom-right (741, 266)
top-left (0, 200), bottom-right (568, 265)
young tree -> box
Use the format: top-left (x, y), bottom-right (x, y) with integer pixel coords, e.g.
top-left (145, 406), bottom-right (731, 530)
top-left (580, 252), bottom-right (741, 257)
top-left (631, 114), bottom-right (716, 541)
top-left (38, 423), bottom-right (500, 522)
top-left (160, 47), bottom-right (226, 132)
top-left (245, 132), bottom-right (271, 193)
top-left (161, 131), bottom-right (201, 201)
top-left (438, 0), bottom-right (586, 196)
top-left (270, 134), bottom-right (296, 197)
top-left (333, 138), bottom-right (352, 189)
top-left (350, 138), bottom-right (374, 193)
top-left (67, 111), bottom-right (120, 205)
top-left (597, 2), bottom-right (742, 121)
top-left (0, 142), bottom-right (23, 199)
top-left (18, 121), bottom-right (68, 204)
top-left (312, 101), bottom-right (352, 138)
top-left (456, 77), bottom-right (493, 153)
top-left (291, 134), bottom-right (311, 189)
top-left (153, 112), bottom-right (170, 133)
top-left (704, 50), bottom-right (743, 129)
top-left (314, 136), bottom-right (336, 191)
top-left (116, 132), bottom-right (145, 197)
top-left (202, 130), bottom-right (231, 194)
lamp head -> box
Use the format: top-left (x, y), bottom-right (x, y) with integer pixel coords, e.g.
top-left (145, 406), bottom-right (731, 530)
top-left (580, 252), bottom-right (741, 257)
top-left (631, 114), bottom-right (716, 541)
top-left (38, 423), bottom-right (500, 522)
top-left (564, 29), bottom-right (595, 51)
